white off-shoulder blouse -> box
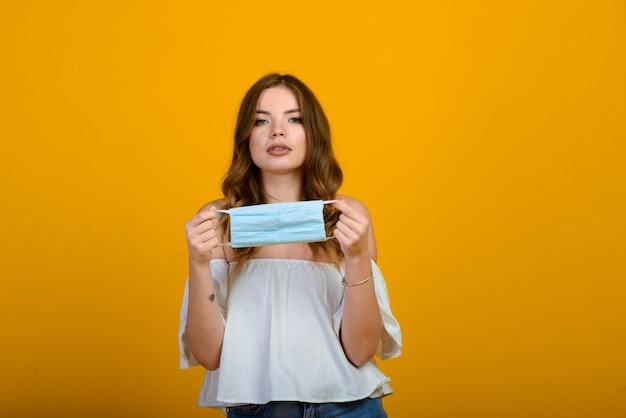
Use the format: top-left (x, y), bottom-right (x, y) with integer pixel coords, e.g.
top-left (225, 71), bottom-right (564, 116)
top-left (178, 258), bottom-right (402, 409)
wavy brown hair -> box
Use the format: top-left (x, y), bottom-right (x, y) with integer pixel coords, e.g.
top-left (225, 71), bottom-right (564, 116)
top-left (220, 73), bottom-right (344, 272)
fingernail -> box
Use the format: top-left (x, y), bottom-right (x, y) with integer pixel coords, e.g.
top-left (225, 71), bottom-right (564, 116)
top-left (210, 203), bottom-right (222, 217)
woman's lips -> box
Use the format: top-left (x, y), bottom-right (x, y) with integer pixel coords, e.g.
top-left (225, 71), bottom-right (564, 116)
top-left (267, 143), bottom-right (291, 156)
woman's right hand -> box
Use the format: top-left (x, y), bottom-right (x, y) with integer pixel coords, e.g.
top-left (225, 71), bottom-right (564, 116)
top-left (185, 204), bottom-right (221, 264)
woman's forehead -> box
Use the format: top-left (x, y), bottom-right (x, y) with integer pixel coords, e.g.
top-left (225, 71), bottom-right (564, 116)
top-left (257, 86), bottom-right (300, 109)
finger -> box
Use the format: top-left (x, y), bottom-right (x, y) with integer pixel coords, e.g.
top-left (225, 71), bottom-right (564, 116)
top-left (186, 221), bottom-right (211, 241)
top-left (195, 227), bottom-right (217, 243)
top-left (197, 207), bottom-right (220, 224)
top-left (339, 212), bottom-right (370, 244)
top-left (188, 234), bottom-right (213, 253)
top-left (332, 198), bottom-right (351, 214)
top-left (333, 224), bottom-right (364, 256)
top-left (187, 227), bottom-right (219, 253)
top-left (189, 230), bottom-right (221, 257)
top-left (187, 208), bottom-right (219, 233)
top-left (339, 213), bottom-right (365, 233)
top-left (334, 220), bottom-right (360, 242)
top-left (332, 226), bottom-right (349, 247)
top-left (334, 199), bottom-right (368, 224)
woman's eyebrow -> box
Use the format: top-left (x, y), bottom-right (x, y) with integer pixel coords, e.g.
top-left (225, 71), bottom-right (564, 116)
top-left (255, 109), bottom-right (301, 115)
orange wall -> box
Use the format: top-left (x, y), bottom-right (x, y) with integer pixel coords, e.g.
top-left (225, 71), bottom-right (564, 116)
top-left (1, 1), bottom-right (625, 417)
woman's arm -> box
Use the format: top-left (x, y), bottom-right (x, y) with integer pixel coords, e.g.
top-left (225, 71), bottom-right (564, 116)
top-left (333, 196), bottom-right (383, 367)
top-left (184, 203), bottom-right (227, 370)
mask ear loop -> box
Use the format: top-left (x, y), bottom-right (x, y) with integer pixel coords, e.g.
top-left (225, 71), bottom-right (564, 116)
top-left (215, 210), bottom-right (232, 246)
top-left (215, 200), bottom-right (340, 247)
top-left (322, 200), bottom-right (339, 241)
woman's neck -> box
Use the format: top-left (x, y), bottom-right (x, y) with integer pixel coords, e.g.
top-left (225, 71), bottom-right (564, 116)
top-left (261, 172), bottom-right (304, 203)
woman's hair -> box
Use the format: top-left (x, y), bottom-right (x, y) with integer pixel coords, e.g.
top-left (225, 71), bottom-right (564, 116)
top-left (221, 73), bottom-right (344, 270)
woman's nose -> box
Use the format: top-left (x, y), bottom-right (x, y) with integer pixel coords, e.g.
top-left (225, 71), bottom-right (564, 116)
top-left (272, 126), bottom-right (285, 137)
top-left (271, 122), bottom-right (285, 137)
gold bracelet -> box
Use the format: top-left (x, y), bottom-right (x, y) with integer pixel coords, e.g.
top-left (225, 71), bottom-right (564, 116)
top-left (189, 284), bottom-right (216, 302)
top-left (341, 273), bottom-right (373, 287)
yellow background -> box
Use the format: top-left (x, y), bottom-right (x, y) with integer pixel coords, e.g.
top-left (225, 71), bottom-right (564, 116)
top-left (1, 1), bottom-right (625, 417)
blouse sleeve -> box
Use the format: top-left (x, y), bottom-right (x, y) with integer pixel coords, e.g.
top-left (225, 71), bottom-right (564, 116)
top-left (332, 260), bottom-right (402, 360)
top-left (178, 259), bottom-right (230, 369)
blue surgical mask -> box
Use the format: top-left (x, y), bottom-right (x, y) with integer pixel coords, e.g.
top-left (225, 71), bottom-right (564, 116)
top-left (218, 200), bottom-right (337, 248)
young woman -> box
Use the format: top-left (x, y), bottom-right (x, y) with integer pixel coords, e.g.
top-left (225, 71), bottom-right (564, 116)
top-left (179, 73), bottom-right (401, 417)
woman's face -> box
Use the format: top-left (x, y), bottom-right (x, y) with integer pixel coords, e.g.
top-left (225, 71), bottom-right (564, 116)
top-left (249, 86), bottom-right (307, 176)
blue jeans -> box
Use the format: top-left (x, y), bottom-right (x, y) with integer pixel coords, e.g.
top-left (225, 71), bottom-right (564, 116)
top-left (226, 397), bottom-right (387, 418)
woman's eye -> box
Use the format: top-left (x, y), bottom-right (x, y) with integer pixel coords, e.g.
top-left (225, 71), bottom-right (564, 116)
top-left (288, 117), bottom-right (302, 123)
top-left (254, 119), bottom-right (269, 125)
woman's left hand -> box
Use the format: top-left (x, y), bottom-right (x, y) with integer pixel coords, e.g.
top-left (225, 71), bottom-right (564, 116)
top-left (332, 198), bottom-right (371, 259)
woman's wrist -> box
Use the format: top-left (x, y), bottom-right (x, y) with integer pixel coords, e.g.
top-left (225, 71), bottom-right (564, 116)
top-left (188, 260), bottom-right (215, 291)
top-left (342, 253), bottom-right (374, 288)
top-left (342, 272), bottom-right (373, 287)
top-left (188, 256), bottom-right (213, 270)
top-left (343, 253), bottom-right (372, 269)
top-left (188, 283), bottom-right (216, 301)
